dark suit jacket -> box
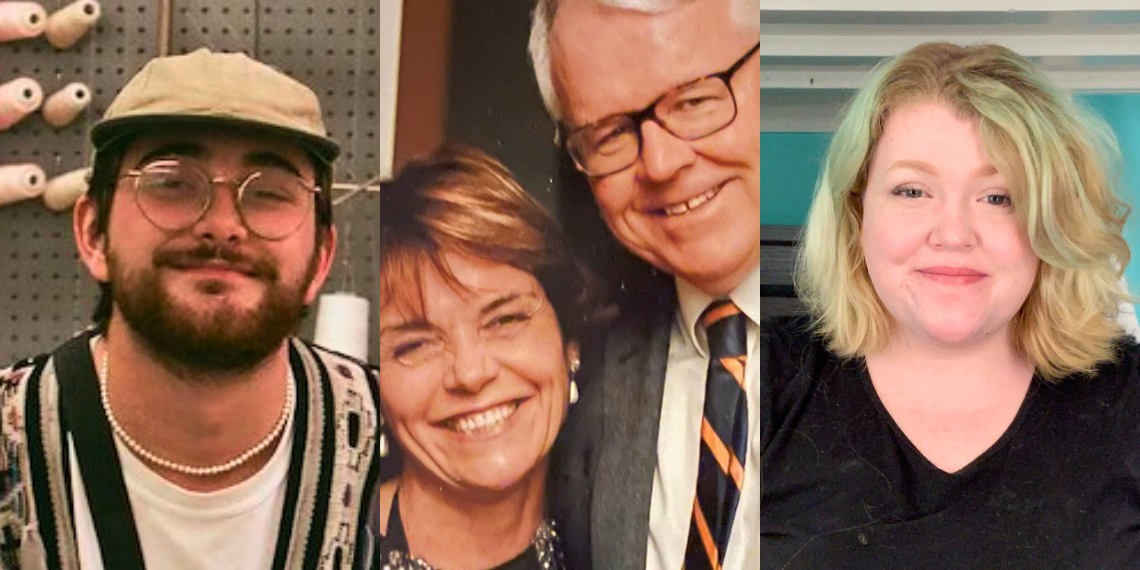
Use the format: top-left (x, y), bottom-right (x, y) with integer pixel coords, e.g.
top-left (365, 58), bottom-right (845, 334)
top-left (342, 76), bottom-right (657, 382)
top-left (550, 289), bottom-right (677, 570)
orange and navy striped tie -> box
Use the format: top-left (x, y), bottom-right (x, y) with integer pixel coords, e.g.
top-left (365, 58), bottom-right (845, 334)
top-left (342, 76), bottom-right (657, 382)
top-left (683, 300), bottom-right (748, 570)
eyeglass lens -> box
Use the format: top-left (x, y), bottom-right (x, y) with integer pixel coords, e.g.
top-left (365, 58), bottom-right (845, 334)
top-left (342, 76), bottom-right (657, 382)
top-left (133, 160), bottom-right (314, 240)
top-left (568, 76), bottom-right (737, 177)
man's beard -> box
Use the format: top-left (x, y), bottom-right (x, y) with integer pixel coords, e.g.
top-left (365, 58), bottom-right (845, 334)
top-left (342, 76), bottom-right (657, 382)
top-left (108, 242), bottom-right (315, 376)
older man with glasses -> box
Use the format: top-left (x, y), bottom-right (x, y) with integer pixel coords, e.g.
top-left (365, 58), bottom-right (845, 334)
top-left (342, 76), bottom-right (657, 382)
top-left (528, 0), bottom-right (760, 569)
top-left (0, 49), bottom-right (384, 569)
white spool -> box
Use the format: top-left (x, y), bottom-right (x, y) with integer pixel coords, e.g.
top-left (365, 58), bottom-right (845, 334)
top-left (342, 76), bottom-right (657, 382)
top-left (42, 167), bottom-right (89, 211)
top-left (0, 2), bottom-right (46, 43)
top-left (0, 77), bottom-right (43, 131)
top-left (41, 82), bottom-right (90, 128)
top-left (44, 0), bottom-right (99, 50)
top-left (313, 293), bottom-right (371, 361)
top-left (0, 163), bottom-right (46, 207)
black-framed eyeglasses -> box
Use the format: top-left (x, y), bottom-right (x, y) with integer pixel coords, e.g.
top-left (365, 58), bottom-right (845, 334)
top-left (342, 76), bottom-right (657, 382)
top-left (564, 40), bottom-right (761, 178)
top-left (119, 158), bottom-right (320, 241)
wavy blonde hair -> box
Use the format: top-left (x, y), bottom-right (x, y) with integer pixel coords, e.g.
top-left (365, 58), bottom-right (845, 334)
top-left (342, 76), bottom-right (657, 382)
top-left (795, 42), bottom-right (1132, 380)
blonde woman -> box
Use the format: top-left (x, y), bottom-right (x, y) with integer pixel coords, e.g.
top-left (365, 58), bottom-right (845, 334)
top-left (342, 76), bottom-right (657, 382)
top-left (762, 42), bottom-right (1138, 568)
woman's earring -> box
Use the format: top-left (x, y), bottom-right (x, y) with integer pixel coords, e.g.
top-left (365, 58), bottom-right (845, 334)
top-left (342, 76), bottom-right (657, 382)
top-left (569, 358), bottom-right (581, 405)
top-left (377, 415), bottom-right (390, 457)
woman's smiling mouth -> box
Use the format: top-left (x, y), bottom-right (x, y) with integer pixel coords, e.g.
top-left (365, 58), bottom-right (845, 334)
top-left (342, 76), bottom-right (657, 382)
top-left (442, 400), bottom-right (522, 435)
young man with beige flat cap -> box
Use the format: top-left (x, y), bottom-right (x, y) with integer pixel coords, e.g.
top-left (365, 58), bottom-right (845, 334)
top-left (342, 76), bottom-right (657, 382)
top-left (0, 49), bottom-right (383, 570)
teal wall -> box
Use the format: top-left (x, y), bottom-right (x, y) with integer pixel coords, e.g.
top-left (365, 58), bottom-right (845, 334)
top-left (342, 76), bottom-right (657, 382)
top-left (760, 93), bottom-right (1140, 296)
top-left (759, 132), bottom-right (831, 226)
top-left (1081, 94), bottom-right (1140, 298)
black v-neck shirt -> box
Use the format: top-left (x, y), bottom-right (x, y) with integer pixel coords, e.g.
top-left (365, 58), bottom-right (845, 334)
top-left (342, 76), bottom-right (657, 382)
top-left (761, 316), bottom-right (1140, 570)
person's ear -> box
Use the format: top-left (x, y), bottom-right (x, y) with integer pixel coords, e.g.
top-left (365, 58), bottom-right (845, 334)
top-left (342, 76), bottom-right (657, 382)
top-left (304, 225), bottom-right (338, 304)
top-left (74, 193), bottom-right (110, 283)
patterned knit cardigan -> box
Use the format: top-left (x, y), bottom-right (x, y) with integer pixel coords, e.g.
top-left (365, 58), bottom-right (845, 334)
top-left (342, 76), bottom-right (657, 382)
top-left (0, 333), bottom-right (384, 570)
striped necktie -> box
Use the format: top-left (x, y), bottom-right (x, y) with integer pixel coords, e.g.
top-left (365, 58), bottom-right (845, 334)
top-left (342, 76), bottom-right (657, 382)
top-left (683, 300), bottom-right (748, 570)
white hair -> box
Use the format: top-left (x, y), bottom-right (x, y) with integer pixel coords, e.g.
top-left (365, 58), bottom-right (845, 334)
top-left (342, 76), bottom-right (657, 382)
top-left (528, 0), bottom-right (759, 122)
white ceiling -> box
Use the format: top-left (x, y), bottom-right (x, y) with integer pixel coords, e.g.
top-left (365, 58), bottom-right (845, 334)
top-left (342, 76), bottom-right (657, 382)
top-left (760, 1), bottom-right (1140, 131)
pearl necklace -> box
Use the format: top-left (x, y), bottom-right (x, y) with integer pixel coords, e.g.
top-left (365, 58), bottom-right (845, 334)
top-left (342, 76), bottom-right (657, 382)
top-left (97, 342), bottom-right (296, 477)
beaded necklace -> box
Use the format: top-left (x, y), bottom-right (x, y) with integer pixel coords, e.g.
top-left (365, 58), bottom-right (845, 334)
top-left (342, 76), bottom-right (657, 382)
top-left (377, 519), bottom-right (564, 570)
top-left (97, 339), bottom-right (295, 477)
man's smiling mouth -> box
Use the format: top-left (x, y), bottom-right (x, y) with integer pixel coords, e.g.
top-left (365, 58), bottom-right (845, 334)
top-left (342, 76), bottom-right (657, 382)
top-left (656, 181), bottom-right (726, 217)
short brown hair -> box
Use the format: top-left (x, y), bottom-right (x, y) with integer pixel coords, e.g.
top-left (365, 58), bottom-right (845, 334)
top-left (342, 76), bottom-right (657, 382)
top-left (374, 144), bottom-right (611, 343)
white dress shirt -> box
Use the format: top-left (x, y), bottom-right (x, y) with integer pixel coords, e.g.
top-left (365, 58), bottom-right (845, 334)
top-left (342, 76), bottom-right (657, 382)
top-left (646, 265), bottom-right (760, 570)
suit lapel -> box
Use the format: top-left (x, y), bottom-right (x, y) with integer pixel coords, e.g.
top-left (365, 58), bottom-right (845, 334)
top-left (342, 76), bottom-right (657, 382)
top-left (593, 309), bottom-right (673, 570)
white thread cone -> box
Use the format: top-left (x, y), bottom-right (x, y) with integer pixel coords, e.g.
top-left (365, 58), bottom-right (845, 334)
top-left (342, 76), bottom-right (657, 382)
top-left (44, 0), bottom-right (100, 49)
top-left (42, 167), bottom-right (89, 211)
top-left (0, 163), bottom-right (46, 206)
top-left (0, 77), bottom-right (43, 130)
top-left (313, 293), bottom-right (371, 361)
top-left (42, 82), bottom-right (90, 127)
top-left (0, 2), bottom-right (46, 43)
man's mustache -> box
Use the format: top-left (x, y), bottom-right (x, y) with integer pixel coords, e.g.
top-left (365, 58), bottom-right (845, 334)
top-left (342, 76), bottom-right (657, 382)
top-left (152, 243), bottom-right (278, 281)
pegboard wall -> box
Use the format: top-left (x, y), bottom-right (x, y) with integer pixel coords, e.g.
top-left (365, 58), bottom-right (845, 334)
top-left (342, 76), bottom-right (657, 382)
top-left (0, 0), bottom-right (402, 363)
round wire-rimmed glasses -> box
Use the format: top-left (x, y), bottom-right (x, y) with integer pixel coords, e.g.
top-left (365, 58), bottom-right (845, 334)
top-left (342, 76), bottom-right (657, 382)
top-left (119, 158), bottom-right (320, 241)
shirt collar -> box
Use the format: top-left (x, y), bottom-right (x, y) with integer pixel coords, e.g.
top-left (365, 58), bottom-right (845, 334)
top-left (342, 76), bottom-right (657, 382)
top-left (675, 264), bottom-right (761, 358)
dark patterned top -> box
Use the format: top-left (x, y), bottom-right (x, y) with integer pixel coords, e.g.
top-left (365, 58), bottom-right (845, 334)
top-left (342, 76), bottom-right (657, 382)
top-left (0, 333), bottom-right (384, 570)
top-left (372, 491), bottom-right (565, 570)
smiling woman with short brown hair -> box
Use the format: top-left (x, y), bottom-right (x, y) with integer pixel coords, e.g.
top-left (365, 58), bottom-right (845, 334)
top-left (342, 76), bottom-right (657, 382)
top-left (367, 145), bottom-right (609, 570)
